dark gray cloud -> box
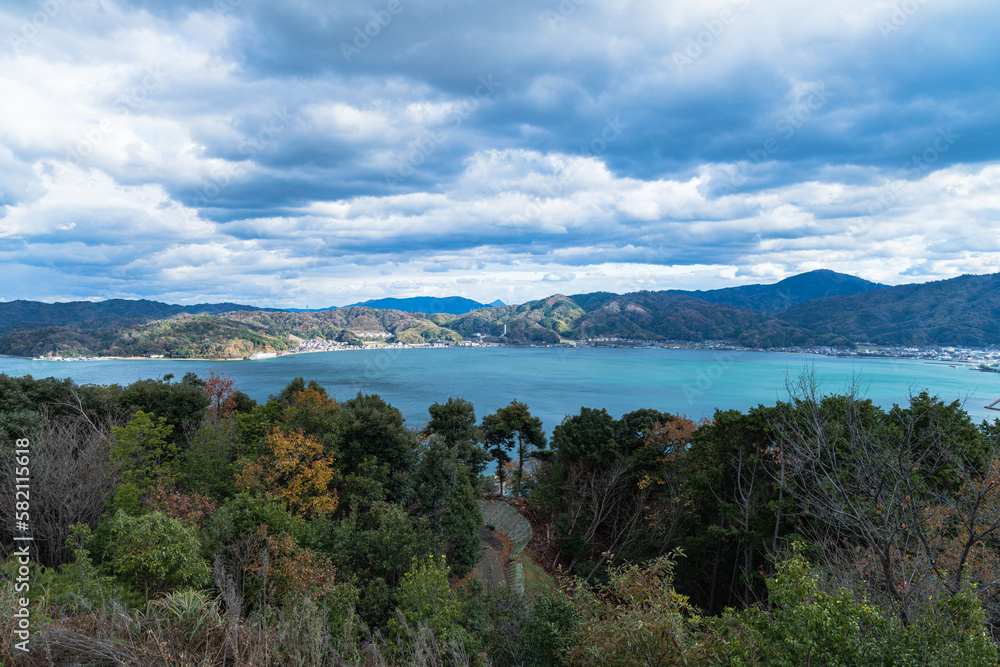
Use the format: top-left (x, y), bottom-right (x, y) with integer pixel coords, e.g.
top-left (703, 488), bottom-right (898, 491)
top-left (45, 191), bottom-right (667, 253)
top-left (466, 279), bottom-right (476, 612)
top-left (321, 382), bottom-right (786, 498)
top-left (1, 0), bottom-right (998, 305)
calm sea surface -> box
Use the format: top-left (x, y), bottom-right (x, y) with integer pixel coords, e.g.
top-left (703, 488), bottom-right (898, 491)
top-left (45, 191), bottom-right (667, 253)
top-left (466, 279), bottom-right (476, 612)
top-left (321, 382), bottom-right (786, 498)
top-left (2, 348), bottom-right (998, 432)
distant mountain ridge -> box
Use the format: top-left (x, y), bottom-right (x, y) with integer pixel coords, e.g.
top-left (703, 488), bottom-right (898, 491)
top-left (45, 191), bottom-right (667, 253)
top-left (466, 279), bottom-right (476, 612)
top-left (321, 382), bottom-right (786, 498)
top-left (346, 296), bottom-right (500, 315)
top-left (668, 269), bottom-right (887, 313)
top-left (3, 271), bottom-right (998, 357)
top-left (0, 298), bottom-right (266, 336)
top-left (776, 272), bottom-right (1000, 346)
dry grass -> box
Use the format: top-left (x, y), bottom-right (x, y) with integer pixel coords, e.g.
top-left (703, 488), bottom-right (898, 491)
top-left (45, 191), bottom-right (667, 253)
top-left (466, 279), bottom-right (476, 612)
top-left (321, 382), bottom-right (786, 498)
top-left (1, 579), bottom-right (479, 667)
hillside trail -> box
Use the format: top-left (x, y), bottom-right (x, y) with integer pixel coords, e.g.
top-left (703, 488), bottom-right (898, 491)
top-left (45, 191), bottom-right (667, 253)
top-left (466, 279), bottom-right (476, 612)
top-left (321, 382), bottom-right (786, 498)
top-left (470, 527), bottom-right (512, 590)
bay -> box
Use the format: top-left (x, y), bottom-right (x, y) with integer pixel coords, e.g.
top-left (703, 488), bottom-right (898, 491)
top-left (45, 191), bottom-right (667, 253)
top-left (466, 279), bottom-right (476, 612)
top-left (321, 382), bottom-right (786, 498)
top-left (1, 348), bottom-right (999, 433)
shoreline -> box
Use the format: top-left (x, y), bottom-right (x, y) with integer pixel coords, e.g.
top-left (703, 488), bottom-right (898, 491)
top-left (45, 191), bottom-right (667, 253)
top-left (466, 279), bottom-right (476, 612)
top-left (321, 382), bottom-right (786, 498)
top-left (10, 341), bottom-right (1000, 366)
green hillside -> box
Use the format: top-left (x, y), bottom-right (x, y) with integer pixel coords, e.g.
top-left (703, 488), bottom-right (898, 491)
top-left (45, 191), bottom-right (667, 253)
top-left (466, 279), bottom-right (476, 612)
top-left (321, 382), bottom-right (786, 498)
top-left (775, 272), bottom-right (1000, 346)
top-left (4, 271), bottom-right (1000, 357)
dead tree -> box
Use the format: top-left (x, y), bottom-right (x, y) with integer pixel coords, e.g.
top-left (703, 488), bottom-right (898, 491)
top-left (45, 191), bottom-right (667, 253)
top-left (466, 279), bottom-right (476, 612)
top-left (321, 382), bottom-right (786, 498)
top-left (771, 373), bottom-right (1000, 624)
top-left (1, 406), bottom-right (121, 566)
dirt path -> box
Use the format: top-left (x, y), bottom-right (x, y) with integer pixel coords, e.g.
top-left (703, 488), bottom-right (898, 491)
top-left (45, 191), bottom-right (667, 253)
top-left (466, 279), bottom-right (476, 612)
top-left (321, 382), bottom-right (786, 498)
top-left (469, 527), bottom-right (512, 590)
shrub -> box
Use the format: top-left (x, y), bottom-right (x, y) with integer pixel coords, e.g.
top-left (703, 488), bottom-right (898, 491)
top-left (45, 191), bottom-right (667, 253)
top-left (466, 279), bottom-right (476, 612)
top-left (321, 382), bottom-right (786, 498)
top-left (705, 546), bottom-right (1000, 667)
top-left (565, 551), bottom-right (704, 666)
top-left (391, 553), bottom-right (469, 651)
top-left (107, 510), bottom-right (211, 598)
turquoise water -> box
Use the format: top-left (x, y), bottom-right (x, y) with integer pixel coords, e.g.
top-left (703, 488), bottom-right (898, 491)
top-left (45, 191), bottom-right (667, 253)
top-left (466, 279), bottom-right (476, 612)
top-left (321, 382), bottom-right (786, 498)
top-left (1, 348), bottom-right (998, 433)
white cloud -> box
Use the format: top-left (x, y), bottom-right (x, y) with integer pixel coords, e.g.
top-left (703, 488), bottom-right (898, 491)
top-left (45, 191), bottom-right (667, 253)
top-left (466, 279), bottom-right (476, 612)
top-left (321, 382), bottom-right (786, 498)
top-left (0, 0), bottom-right (998, 305)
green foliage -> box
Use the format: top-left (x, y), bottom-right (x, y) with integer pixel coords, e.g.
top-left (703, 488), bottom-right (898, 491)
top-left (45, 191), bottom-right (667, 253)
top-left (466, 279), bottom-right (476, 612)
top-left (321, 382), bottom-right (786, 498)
top-left (322, 502), bottom-right (443, 629)
top-left (338, 392), bottom-right (419, 503)
top-left (482, 400), bottom-right (546, 496)
top-left (675, 404), bottom-right (785, 613)
top-left (550, 406), bottom-right (619, 468)
top-left (338, 455), bottom-right (390, 515)
top-left (539, 405), bottom-right (693, 584)
top-left (721, 547), bottom-right (884, 666)
top-left (390, 554), bottom-right (469, 649)
top-left (900, 590), bottom-right (1000, 666)
top-left (565, 550), bottom-right (705, 666)
top-left (708, 546), bottom-right (1000, 667)
top-left (145, 589), bottom-right (224, 651)
top-left (108, 410), bottom-right (181, 518)
top-left (460, 585), bottom-right (576, 667)
top-left (107, 510), bottom-right (211, 598)
top-left (120, 374), bottom-right (211, 444)
top-left (336, 328), bottom-right (363, 346)
top-left (277, 379), bottom-right (341, 446)
top-left (447, 295), bottom-right (583, 342)
top-left (177, 417), bottom-right (243, 498)
top-left (0, 407), bottom-right (44, 446)
top-left (390, 322), bottom-right (463, 344)
top-left (438, 468), bottom-right (483, 578)
top-left (206, 492), bottom-right (299, 551)
top-left (111, 314), bottom-right (291, 358)
top-left (887, 390), bottom-right (988, 489)
top-left (523, 591), bottom-right (577, 667)
top-left (0, 373), bottom-right (77, 413)
top-left (5, 374), bottom-right (1000, 665)
top-left (235, 399), bottom-right (285, 456)
top-left (110, 410), bottom-right (178, 490)
top-left (425, 397), bottom-right (491, 477)
top-left (64, 523), bottom-right (128, 607)
top-left (0, 525), bottom-right (130, 615)
top-left (410, 440), bottom-right (483, 576)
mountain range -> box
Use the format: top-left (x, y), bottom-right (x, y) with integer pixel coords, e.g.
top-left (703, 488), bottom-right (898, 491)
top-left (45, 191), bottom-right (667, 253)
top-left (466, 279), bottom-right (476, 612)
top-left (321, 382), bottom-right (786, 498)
top-left (667, 269), bottom-right (886, 313)
top-left (2, 270), bottom-right (997, 358)
top-left (346, 296), bottom-right (505, 314)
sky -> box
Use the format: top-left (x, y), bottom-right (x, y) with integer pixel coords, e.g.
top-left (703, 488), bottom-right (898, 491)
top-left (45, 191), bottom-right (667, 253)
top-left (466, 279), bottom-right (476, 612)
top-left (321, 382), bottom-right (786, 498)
top-left (1, 0), bottom-right (998, 307)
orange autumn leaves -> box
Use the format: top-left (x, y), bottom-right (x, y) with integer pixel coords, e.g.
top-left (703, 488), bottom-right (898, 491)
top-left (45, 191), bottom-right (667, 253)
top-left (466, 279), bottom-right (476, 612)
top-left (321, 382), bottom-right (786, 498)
top-left (638, 415), bottom-right (706, 490)
top-left (237, 427), bottom-right (339, 517)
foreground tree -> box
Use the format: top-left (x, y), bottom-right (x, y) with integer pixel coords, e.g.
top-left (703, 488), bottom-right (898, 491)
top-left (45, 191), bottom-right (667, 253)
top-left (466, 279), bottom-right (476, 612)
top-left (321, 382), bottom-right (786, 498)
top-left (425, 398), bottom-right (491, 478)
top-left (565, 551), bottom-right (704, 666)
top-left (410, 439), bottom-right (483, 576)
top-left (338, 392), bottom-right (419, 503)
top-left (202, 370), bottom-right (238, 418)
top-left (120, 374), bottom-right (210, 445)
top-left (482, 400), bottom-right (546, 496)
top-left (236, 427), bottom-right (338, 518)
top-left (108, 510), bottom-right (211, 599)
top-left (0, 408), bottom-right (120, 566)
top-left (540, 407), bottom-right (697, 581)
top-left (772, 375), bottom-right (1000, 623)
top-left (679, 406), bottom-right (784, 613)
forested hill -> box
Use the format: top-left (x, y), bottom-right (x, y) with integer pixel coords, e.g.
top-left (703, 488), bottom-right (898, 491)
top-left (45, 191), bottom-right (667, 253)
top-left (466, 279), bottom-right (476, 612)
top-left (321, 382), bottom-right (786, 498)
top-left (775, 271), bottom-right (1000, 346)
top-left (464, 272), bottom-right (1000, 347)
top-left (668, 269), bottom-right (886, 313)
top-left (563, 292), bottom-right (836, 348)
top-left (4, 271), bottom-right (1000, 357)
top-left (0, 298), bottom-right (265, 334)
top-left (346, 296), bottom-right (493, 315)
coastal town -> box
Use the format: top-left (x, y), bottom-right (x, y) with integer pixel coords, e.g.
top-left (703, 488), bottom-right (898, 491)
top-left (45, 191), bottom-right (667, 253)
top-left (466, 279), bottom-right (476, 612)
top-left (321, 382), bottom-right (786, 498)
top-left (31, 336), bottom-right (1000, 369)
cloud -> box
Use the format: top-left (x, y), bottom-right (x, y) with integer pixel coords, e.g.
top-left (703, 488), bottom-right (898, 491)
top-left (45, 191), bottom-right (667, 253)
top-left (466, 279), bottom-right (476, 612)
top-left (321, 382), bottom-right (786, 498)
top-left (0, 0), bottom-right (998, 305)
